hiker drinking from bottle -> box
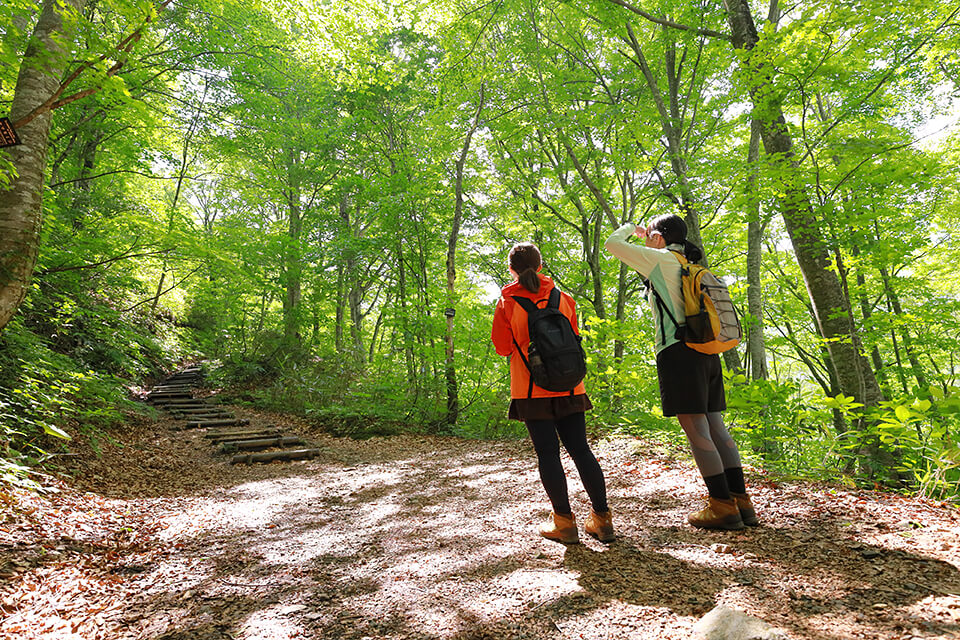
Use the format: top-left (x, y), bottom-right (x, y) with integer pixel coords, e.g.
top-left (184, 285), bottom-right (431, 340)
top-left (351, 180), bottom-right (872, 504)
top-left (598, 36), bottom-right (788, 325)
top-left (604, 215), bottom-right (759, 530)
top-left (491, 242), bottom-right (614, 544)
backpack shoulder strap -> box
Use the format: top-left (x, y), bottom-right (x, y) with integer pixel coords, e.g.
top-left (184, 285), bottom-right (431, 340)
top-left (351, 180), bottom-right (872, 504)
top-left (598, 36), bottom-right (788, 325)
top-left (649, 284), bottom-right (680, 342)
top-left (511, 295), bottom-right (539, 313)
top-left (546, 286), bottom-right (561, 309)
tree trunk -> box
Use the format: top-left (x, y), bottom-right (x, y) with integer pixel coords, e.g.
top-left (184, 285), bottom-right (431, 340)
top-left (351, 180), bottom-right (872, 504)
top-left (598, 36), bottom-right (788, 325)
top-left (723, 0), bottom-right (902, 480)
top-left (395, 234), bottom-right (415, 384)
top-left (282, 147), bottom-right (303, 348)
top-left (722, 0), bottom-right (883, 411)
top-left (335, 193), bottom-right (348, 354)
top-left (745, 120), bottom-right (769, 380)
top-left (445, 86), bottom-right (485, 427)
top-left (348, 198), bottom-right (365, 363)
top-left (151, 83), bottom-right (206, 315)
top-left (0, 0), bottom-right (86, 333)
top-left (851, 245), bottom-right (887, 390)
top-left (878, 265), bottom-right (927, 392)
top-left (624, 26), bottom-right (704, 253)
top-left (71, 117), bottom-right (104, 230)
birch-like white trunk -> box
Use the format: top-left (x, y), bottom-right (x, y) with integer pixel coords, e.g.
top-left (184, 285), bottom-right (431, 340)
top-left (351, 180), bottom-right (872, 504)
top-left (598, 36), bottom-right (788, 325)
top-left (0, 0), bottom-right (86, 332)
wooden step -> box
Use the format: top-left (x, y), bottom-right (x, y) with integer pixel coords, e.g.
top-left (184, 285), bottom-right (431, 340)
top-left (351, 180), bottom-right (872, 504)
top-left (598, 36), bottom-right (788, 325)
top-left (176, 413), bottom-right (234, 421)
top-left (148, 392), bottom-right (193, 400)
top-left (173, 407), bottom-right (228, 414)
top-left (219, 436), bottom-right (305, 453)
top-left (231, 448), bottom-right (321, 465)
top-left (205, 428), bottom-right (283, 444)
top-left (175, 418), bottom-right (250, 431)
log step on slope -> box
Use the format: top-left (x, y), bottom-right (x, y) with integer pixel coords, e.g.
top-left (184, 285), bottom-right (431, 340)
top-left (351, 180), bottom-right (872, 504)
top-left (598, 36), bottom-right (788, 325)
top-left (146, 366), bottom-right (320, 465)
top-left (230, 449), bottom-right (321, 465)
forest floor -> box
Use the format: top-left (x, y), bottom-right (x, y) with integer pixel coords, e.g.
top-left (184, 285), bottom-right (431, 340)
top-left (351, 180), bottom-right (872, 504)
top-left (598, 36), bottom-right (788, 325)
top-left (2, 404), bottom-right (960, 640)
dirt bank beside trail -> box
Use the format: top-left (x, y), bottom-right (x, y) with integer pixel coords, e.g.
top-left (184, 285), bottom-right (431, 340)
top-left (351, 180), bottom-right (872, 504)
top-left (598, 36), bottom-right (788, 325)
top-left (2, 407), bottom-right (960, 640)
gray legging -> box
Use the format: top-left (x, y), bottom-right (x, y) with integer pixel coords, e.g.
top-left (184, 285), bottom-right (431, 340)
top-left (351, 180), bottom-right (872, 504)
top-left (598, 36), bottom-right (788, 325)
top-left (677, 412), bottom-right (741, 478)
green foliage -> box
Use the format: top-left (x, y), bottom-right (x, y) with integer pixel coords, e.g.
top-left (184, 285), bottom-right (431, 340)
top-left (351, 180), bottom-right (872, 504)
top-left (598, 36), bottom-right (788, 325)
top-left (724, 372), bottom-right (960, 499)
top-left (0, 313), bottom-right (162, 482)
top-left (3, 0), bottom-right (960, 502)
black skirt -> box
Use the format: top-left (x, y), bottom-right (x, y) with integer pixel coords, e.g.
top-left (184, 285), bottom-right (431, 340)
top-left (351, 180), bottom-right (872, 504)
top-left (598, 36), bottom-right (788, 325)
top-left (655, 342), bottom-right (726, 417)
top-left (508, 394), bottom-right (593, 421)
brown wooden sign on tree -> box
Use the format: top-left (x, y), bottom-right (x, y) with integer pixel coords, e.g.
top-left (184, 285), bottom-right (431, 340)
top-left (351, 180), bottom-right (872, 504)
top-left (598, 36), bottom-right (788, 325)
top-left (0, 118), bottom-right (19, 148)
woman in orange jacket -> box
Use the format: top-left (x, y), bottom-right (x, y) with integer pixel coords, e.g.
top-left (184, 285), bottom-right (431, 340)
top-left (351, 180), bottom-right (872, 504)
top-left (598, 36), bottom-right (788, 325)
top-left (491, 243), bottom-right (613, 544)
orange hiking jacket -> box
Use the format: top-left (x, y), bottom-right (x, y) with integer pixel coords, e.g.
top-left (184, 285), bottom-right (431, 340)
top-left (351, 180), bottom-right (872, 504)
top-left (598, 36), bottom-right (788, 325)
top-left (491, 274), bottom-right (587, 399)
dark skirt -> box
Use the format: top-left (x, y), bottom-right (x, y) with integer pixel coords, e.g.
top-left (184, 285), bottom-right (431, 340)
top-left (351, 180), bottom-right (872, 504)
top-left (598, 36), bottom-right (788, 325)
top-left (508, 394), bottom-right (593, 421)
top-left (655, 342), bottom-right (726, 417)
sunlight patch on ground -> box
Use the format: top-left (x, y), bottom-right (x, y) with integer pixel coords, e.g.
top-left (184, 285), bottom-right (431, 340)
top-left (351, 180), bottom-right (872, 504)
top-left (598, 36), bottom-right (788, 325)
top-left (239, 604), bottom-right (306, 640)
top-left (663, 546), bottom-right (749, 570)
top-left (332, 577), bottom-right (473, 634)
top-left (257, 526), bottom-right (360, 564)
top-left (560, 601), bottom-right (697, 638)
top-left (158, 477), bottom-right (323, 540)
top-left (898, 594), bottom-right (960, 627)
top-left (491, 567), bottom-right (583, 607)
top-left (462, 468), bottom-right (535, 489)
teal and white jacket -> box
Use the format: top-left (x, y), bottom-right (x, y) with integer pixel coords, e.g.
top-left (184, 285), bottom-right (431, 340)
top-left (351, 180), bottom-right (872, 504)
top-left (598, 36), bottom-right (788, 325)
top-left (604, 222), bottom-right (686, 354)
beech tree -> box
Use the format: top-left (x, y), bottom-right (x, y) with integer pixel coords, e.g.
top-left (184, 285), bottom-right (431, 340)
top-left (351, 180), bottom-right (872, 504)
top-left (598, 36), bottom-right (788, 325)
top-left (0, 0), bottom-right (87, 333)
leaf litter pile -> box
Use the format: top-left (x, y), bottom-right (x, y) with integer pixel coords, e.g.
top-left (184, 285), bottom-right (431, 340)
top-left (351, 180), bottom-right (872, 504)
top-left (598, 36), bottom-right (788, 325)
top-left (2, 406), bottom-right (960, 640)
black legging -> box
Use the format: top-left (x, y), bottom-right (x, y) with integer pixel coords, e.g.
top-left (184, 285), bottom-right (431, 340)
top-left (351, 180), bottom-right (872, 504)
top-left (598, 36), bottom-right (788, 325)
top-left (526, 412), bottom-right (608, 515)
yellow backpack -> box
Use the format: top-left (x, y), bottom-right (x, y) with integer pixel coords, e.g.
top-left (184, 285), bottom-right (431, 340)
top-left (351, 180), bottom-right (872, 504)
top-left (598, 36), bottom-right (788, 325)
top-left (651, 252), bottom-right (742, 354)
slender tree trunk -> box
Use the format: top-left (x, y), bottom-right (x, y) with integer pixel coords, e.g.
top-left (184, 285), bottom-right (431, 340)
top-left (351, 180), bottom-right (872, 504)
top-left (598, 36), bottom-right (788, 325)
top-left (335, 260), bottom-right (345, 354)
top-left (348, 198), bottom-right (365, 363)
top-left (282, 147), bottom-right (303, 348)
top-left (541, 138), bottom-right (607, 318)
top-left (348, 279), bottom-right (364, 363)
top-left (71, 118), bottom-right (103, 230)
top-left (151, 83), bottom-right (206, 314)
top-left (445, 86), bottom-right (485, 427)
top-left (624, 26), bottom-right (704, 252)
top-left (745, 120), bottom-right (769, 380)
top-left (0, 0), bottom-right (87, 333)
top-left (878, 265), bottom-right (927, 391)
top-left (396, 234), bottom-right (415, 384)
top-left (851, 245), bottom-right (887, 390)
top-left (335, 193), bottom-right (349, 354)
top-left (256, 288), bottom-right (271, 333)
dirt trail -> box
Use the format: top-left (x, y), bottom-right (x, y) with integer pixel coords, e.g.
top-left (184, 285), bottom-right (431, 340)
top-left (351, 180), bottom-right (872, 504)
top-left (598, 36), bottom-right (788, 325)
top-left (2, 406), bottom-right (960, 640)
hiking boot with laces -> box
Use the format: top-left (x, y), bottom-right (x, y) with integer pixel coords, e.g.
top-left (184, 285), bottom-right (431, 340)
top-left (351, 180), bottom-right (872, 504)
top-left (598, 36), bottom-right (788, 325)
top-left (687, 497), bottom-right (745, 531)
top-left (730, 491), bottom-right (759, 526)
top-left (584, 509), bottom-right (615, 542)
top-left (539, 512), bottom-right (579, 544)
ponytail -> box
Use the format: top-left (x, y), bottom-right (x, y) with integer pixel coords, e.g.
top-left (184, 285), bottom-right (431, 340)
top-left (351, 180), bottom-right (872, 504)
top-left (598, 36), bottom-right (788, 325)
top-left (518, 268), bottom-right (541, 294)
top-left (683, 240), bottom-right (703, 263)
top-left (508, 243), bottom-right (542, 294)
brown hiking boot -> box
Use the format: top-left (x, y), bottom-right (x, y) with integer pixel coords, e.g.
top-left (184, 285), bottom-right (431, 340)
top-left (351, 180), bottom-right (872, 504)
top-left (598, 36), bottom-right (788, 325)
top-left (584, 510), bottom-right (615, 542)
top-left (731, 491), bottom-right (759, 527)
top-left (539, 512), bottom-right (579, 544)
top-left (687, 497), bottom-right (745, 531)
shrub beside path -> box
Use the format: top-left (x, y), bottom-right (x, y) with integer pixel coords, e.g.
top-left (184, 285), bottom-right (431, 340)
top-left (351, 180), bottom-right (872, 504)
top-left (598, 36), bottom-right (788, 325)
top-left (2, 406), bottom-right (960, 639)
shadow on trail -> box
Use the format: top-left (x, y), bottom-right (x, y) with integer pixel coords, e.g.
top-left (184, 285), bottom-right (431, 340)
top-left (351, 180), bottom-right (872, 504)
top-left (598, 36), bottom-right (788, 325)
top-left (639, 513), bottom-right (960, 640)
top-left (126, 441), bottom-right (716, 639)
top-left (84, 430), bottom-right (960, 640)
top-left (562, 537), bottom-right (727, 617)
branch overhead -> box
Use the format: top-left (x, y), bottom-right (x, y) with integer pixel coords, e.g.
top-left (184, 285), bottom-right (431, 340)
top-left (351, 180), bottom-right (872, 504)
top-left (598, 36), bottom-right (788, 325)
top-left (606, 0), bottom-right (732, 41)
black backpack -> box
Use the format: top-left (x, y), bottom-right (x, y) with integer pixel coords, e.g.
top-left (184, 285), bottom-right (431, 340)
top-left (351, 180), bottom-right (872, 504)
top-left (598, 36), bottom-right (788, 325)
top-left (511, 287), bottom-right (587, 396)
